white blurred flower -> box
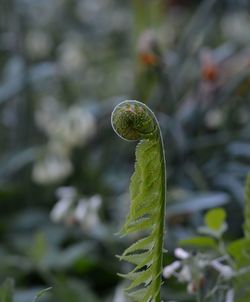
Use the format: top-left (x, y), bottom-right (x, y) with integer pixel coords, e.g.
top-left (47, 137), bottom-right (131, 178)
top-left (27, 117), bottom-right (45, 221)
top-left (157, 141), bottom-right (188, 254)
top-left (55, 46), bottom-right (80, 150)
top-left (205, 109), bottom-right (224, 130)
top-left (62, 107), bottom-right (96, 147)
top-left (113, 284), bottom-right (128, 302)
top-left (178, 265), bottom-right (192, 283)
top-left (50, 198), bottom-right (73, 223)
top-left (75, 0), bottom-right (108, 24)
top-left (36, 98), bottom-right (96, 148)
top-left (50, 186), bottom-right (76, 223)
top-left (47, 107), bottom-right (96, 148)
top-left (26, 1), bottom-right (64, 26)
top-left (34, 101), bottom-right (97, 185)
top-left (197, 258), bottom-right (207, 269)
top-left (163, 261), bottom-right (181, 278)
top-left (47, 140), bottom-right (71, 157)
top-left (56, 186), bottom-right (76, 200)
top-left (25, 30), bottom-right (52, 59)
top-left (35, 96), bottom-right (63, 135)
top-left (174, 248), bottom-right (190, 260)
top-left (225, 289), bottom-right (234, 302)
top-left (50, 189), bottom-right (103, 230)
top-left (89, 194), bottom-right (102, 210)
top-left (221, 13), bottom-right (250, 43)
top-left (32, 152), bottom-right (73, 185)
top-left (187, 281), bottom-right (196, 294)
top-left (74, 195), bottom-right (102, 230)
top-left (58, 38), bottom-right (86, 74)
top-left (74, 199), bottom-right (88, 221)
top-left (211, 260), bottom-right (234, 280)
top-left (137, 29), bottom-right (158, 54)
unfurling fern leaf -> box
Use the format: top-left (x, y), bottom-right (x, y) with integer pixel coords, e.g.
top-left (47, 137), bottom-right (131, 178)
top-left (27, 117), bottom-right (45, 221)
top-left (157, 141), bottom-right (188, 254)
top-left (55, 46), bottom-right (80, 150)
top-left (111, 100), bottom-right (166, 302)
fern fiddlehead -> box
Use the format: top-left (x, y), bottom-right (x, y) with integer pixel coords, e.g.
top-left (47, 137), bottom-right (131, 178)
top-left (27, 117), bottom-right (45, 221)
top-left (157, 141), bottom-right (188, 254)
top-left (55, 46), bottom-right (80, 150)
top-left (111, 100), bottom-right (166, 302)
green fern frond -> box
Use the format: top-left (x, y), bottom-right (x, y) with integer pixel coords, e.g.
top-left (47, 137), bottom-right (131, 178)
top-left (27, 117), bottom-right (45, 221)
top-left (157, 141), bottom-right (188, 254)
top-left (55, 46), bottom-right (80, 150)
top-left (112, 100), bottom-right (166, 302)
top-left (244, 173), bottom-right (250, 239)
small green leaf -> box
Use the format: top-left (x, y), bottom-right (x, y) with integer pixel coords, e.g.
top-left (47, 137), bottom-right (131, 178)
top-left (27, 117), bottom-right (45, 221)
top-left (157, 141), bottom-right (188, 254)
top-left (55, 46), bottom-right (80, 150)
top-left (0, 279), bottom-right (14, 302)
top-left (227, 238), bottom-right (250, 268)
top-left (179, 236), bottom-right (217, 249)
top-left (204, 208), bottom-right (226, 231)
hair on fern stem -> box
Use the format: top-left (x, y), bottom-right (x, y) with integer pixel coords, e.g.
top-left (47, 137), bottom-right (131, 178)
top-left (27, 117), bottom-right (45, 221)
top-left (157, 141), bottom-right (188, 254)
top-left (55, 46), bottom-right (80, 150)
top-left (111, 100), bottom-right (166, 302)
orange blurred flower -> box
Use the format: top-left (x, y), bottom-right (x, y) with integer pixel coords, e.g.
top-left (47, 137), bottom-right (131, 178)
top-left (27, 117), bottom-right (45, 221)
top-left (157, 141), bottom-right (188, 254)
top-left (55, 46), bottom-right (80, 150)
top-left (139, 52), bottom-right (158, 66)
top-left (201, 63), bottom-right (219, 81)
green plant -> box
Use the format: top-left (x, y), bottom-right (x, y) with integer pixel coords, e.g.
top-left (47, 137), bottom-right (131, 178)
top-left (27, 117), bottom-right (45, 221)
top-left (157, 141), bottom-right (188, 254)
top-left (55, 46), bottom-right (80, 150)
top-left (111, 100), bottom-right (166, 302)
top-left (163, 173), bottom-right (250, 302)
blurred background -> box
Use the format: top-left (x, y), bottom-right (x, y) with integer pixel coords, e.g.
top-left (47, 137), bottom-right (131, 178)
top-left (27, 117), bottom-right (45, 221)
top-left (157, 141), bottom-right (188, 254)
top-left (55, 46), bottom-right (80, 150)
top-left (0, 0), bottom-right (250, 301)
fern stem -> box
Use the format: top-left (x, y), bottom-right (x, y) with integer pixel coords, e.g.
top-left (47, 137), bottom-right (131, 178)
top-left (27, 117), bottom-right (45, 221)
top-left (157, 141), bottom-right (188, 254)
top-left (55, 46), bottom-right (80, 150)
top-left (154, 132), bottom-right (166, 302)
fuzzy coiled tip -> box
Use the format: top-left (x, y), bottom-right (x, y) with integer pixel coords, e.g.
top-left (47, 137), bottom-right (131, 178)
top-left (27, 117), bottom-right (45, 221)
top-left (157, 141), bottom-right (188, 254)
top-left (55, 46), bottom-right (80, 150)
top-left (111, 100), bottom-right (156, 141)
